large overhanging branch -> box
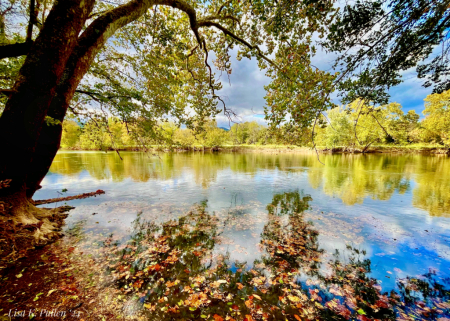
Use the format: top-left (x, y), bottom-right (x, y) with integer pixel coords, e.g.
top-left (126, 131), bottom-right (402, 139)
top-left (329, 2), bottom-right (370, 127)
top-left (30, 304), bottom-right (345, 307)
top-left (201, 15), bottom-right (240, 25)
top-left (1, 0), bottom-right (279, 128)
top-left (198, 20), bottom-right (279, 70)
top-left (162, 0), bottom-right (202, 46)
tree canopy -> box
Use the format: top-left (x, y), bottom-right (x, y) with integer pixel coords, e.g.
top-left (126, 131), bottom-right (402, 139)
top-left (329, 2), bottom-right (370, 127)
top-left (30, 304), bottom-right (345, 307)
top-left (325, 0), bottom-right (450, 104)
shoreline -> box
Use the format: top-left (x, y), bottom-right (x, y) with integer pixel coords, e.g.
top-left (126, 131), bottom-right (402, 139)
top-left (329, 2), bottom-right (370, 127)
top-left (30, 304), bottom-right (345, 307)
top-left (60, 145), bottom-right (450, 155)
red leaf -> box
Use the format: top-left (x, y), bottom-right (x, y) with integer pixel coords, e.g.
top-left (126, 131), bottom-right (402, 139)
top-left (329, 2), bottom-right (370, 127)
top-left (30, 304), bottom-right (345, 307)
top-left (213, 315), bottom-right (224, 321)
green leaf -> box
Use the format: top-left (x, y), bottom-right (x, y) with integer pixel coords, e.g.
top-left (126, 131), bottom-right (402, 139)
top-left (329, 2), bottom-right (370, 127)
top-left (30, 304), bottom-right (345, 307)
top-left (357, 309), bottom-right (366, 315)
top-left (33, 293), bottom-right (44, 301)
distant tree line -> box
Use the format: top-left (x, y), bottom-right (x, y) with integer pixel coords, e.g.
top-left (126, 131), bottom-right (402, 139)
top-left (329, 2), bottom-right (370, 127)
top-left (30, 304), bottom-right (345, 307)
top-left (61, 90), bottom-right (450, 151)
top-left (314, 90), bottom-right (450, 151)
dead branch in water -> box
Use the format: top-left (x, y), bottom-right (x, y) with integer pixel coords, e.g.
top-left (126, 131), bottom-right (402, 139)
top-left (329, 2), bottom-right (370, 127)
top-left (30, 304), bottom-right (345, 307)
top-left (34, 190), bottom-right (105, 205)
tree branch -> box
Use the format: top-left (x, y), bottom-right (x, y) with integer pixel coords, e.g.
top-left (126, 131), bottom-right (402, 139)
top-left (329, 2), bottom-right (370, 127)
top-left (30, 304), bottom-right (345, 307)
top-left (0, 89), bottom-right (15, 97)
top-left (34, 190), bottom-right (105, 205)
top-left (26, 0), bottom-right (36, 43)
top-left (75, 89), bottom-right (103, 102)
top-left (198, 20), bottom-right (279, 70)
top-left (200, 39), bottom-right (236, 122)
top-left (201, 15), bottom-right (240, 25)
top-left (217, 0), bottom-right (232, 15)
top-left (370, 111), bottom-right (392, 140)
top-left (161, 0), bottom-right (202, 46)
top-left (0, 42), bottom-right (32, 59)
top-left (185, 45), bottom-right (201, 83)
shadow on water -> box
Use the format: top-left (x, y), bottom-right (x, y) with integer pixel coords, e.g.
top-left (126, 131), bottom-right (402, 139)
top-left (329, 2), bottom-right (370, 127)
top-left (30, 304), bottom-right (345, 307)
top-left (76, 191), bottom-right (450, 320)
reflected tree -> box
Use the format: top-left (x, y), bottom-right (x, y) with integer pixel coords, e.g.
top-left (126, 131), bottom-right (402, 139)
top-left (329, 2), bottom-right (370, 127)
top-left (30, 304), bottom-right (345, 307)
top-left (78, 191), bottom-right (450, 320)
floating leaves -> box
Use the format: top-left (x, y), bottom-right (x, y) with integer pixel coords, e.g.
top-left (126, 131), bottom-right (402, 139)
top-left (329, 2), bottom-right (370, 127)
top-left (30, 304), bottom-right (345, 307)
top-left (33, 293), bottom-right (44, 301)
top-left (38, 191), bottom-right (450, 320)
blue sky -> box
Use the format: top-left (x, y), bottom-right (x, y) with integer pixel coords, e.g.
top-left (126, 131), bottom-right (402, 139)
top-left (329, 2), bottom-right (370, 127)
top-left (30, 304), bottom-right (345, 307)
top-left (213, 48), bottom-right (435, 129)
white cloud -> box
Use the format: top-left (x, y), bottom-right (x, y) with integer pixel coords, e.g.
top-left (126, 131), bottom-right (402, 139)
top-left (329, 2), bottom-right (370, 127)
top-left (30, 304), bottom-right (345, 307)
top-left (209, 39), bottom-right (438, 127)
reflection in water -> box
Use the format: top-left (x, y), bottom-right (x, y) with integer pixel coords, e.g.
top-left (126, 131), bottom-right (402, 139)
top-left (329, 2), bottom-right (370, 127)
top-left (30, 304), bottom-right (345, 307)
top-left (72, 192), bottom-right (450, 320)
top-left (307, 155), bottom-right (411, 205)
top-left (412, 156), bottom-right (450, 216)
top-left (49, 152), bottom-right (450, 216)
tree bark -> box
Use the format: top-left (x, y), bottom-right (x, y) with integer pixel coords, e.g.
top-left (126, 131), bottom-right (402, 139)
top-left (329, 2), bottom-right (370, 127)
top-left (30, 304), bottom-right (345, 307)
top-left (0, 0), bottom-right (95, 200)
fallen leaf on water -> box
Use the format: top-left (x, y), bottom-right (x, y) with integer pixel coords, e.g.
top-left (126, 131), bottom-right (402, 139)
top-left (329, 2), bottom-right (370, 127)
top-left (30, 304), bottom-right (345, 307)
top-left (357, 308), bottom-right (366, 315)
top-left (213, 314), bottom-right (224, 321)
top-left (33, 293), bottom-right (44, 301)
top-left (47, 289), bottom-right (57, 296)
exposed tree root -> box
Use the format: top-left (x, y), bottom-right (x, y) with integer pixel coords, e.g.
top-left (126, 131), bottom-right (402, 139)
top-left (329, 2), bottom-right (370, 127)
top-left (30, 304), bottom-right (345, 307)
top-left (34, 189), bottom-right (105, 205)
top-left (0, 189), bottom-right (106, 267)
top-left (0, 197), bottom-right (75, 267)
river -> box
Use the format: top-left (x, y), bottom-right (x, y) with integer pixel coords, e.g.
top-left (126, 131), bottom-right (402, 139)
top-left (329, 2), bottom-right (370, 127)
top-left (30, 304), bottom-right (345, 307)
top-left (34, 151), bottom-right (450, 319)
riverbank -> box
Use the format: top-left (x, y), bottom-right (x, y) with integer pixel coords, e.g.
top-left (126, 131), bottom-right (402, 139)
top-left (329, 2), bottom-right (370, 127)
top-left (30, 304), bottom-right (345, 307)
top-left (318, 145), bottom-right (450, 155)
top-left (61, 144), bottom-right (449, 155)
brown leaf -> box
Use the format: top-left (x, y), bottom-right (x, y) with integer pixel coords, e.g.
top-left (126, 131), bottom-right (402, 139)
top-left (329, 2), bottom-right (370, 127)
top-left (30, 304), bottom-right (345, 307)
top-left (213, 314), bottom-right (224, 321)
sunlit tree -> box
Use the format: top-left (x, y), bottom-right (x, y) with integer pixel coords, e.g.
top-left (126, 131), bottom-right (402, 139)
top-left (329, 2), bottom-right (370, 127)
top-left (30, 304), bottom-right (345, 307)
top-left (422, 90), bottom-right (450, 147)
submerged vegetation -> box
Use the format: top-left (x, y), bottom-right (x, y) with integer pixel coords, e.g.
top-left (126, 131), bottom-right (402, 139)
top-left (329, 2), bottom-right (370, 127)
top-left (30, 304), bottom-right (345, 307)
top-left (2, 191), bottom-right (449, 320)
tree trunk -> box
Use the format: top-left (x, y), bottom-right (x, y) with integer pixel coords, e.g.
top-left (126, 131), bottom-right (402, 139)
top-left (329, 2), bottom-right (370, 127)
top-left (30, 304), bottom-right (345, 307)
top-left (26, 0), bottom-right (158, 198)
top-left (25, 93), bottom-right (66, 198)
top-left (0, 0), bottom-right (95, 197)
top-left (0, 0), bottom-right (95, 251)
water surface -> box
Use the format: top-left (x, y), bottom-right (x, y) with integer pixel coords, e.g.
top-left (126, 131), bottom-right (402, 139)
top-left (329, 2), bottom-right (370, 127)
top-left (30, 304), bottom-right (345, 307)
top-left (34, 151), bottom-right (450, 319)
